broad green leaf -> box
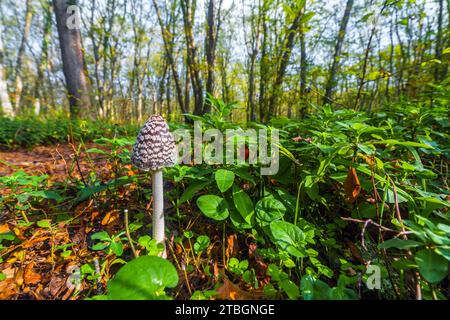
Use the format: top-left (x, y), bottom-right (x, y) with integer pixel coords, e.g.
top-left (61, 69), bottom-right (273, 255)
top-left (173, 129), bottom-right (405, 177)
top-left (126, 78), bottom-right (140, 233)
top-left (232, 184), bottom-right (254, 225)
top-left (77, 185), bottom-right (108, 202)
top-left (255, 197), bottom-right (286, 225)
top-left (304, 175), bottom-right (319, 201)
top-left (91, 231), bottom-right (111, 241)
top-left (179, 181), bottom-right (210, 204)
top-left (270, 221), bottom-right (306, 258)
top-left (215, 169), bottom-right (235, 192)
top-left (300, 275), bottom-right (331, 300)
top-left (435, 247), bottom-right (450, 261)
top-left (280, 279), bottom-right (300, 300)
top-left (107, 256), bottom-right (178, 299)
top-left (37, 219), bottom-right (51, 229)
top-left (373, 139), bottom-right (433, 149)
top-left (29, 190), bottom-right (63, 202)
top-left (110, 239), bottom-right (124, 256)
top-left (414, 249), bottom-right (449, 284)
top-left (196, 195), bottom-right (229, 221)
top-left (379, 238), bottom-right (422, 249)
top-left (194, 235), bottom-right (210, 254)
top-left (86, 148), bottom-right (108, 155)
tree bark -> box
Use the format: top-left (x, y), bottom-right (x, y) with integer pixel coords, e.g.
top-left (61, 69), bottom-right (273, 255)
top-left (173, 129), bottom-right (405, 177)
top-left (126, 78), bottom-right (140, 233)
top-left (53, 0), bottom-right (92, 119)
top-left (34, 1), bottom-right (53, 116)
top-left (152, 0), bottom-right (187, 117)
top-left (0, 31), bottom-right (13, 117)
top-left (323, 0), bottom-right (353, 106)
top-left (13, 0), bottom-right (33, 114)
top-left (267, 9), bottom-right (303, 119)
top-left (204, 0), bottom-right (222, 113)
top-left (434, 0), bottom-right (445, 81)
top-left (180, 0), bottom-right (204, 116)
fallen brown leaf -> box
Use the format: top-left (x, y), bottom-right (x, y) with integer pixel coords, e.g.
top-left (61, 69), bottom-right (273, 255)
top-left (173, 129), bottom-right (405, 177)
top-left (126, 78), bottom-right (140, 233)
top-left (344, 167), bottom-right (361, 203)
top-left (101, 210), bottom-right (120, 226)
top-left (216, 275), bottom-right (253, 300)
top-left (24, 263), bottom-right (42, 285)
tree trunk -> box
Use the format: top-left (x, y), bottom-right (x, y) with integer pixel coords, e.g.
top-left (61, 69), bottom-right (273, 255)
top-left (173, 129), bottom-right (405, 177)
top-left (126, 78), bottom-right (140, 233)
top-left (152, 0), bottom-right (187, 118)
top-left (323, 0), bottom-right (354, 106)
top-left (267, 9), bottom-right (303, 119)
top-left (180, 0), bottom-right (204, 116)
top-left (299, 7), bottom-right (307, 118)
top-left (34, 1), bottom-right (53, 116)
top-left (0, 32), bottom-right (13, 117)
top-left (53, 0), bottom-right (92, 119)
top-left (434, 0), bottom-right (445, 81)
top-left (13, 0), bottom-right (33, 114)
top-left (258, 3), bottom-right (268, 122)
top-left (355, 1), bottom-right (388, 111)
top-left (204, 0), bottom-right (222, 113)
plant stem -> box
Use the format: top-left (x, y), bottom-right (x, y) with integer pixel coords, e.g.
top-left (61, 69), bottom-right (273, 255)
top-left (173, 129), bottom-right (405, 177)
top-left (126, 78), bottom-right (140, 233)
top-left (124, 209), bottom-right (137, 258)
top-left (152, 170), bottom-right (166, 258)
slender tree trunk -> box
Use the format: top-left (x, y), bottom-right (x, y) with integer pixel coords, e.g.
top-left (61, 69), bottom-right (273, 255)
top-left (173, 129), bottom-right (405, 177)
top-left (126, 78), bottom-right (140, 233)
top-left (246, 1), bottom-right (262, 122)
top-left (184, 63), bottom-right (190, 114)
top-left (355, 1), bottom-right (388, 111)
top-left (386, 18), bottom-right (394, 101)
top-left (258, 5), bottom-right (268, 122)
top-left (299, 9), bottom-right (307, 118)
top-left (13, 0), bottom-right (33, 114)
top-left (0, 32), bottom-right (13, 116)
top-left (152, 0), bottom-right (187, 117)
top-left (34, 1), bottom-right (53, 116)
top-left (267, 9), bottom-right (303, 119)
top-left (180, 0), bottom-right (204, 116)
top-left (323, 0), bottom-right (354, 106)
top-left (205, 0), bottom-right (216, 97)
top-left (204, 0), bottom-right (222, 113)
top-left (53, 0), bottom-right (92, 119)
top-left (434, 0), bottom-right (445, 81)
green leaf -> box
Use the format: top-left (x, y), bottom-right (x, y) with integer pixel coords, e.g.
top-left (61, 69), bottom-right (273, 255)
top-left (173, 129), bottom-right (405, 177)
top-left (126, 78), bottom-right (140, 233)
top-left (300, 275), bottom-right (331, 300)
top-left (92, 243), bottom-right (109, 251)
top-left (435, 247), bottom-right (450, 261)
top-left (196, 195), bottom-right (229, 221)
top-left (373, 139), bottom-right (433, 149)
top-left (270, 221), bottom-right (306, 258)
top-left (215, 169), bottom-right (235, 192)
top-left (29, 190), bottom-right (63, 202)
top-left (107, 256), bottom-right (178, 300)
top-left (304, 175), bottom-right (319, 201)
top-left (194, 235), bottom-right (210, 254)
top-left (414, 249), bottom-right (449, 284)
top-left (91, 231), bottom-right (111, 241)
top-left (357, 143), bottom-right (375, 155)
top-left (179, 181), bottom-right (210, 204)
top-left (0, 232), bottom-right (15, 242)
top-left (280, 279), bottom-right (300, 300)
top-left (255, 197), bottom-right (286, 224)
top-left (86, 148), bottom-right (108, 155)
top-left (110, 239), bottom-right (124, 256)
top-left (232, 167), bottom-right (256, 185)
top-left (77, 185), bottom-right (108, 202)
top-left (329, 286), bottom-right (358, 300)
top-left (378, 238), bottom-right (422, 249)
top-left (232, 184), bottom-right (254, 225)
top-left (37, 219), bottom-right (51, 229)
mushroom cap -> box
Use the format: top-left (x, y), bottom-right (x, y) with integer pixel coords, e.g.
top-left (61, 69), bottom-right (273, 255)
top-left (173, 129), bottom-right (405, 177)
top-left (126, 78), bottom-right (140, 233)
top-left (131, 115), bottom-right (176, 171)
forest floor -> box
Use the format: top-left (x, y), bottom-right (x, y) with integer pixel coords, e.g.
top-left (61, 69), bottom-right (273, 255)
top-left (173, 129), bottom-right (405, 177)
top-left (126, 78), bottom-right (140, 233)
top-left (0, 143), bottom-right (256, 300)
top-left (0, 143), bottom-right (110, 299)
top-left (0, 143), bottom-right (108, 182)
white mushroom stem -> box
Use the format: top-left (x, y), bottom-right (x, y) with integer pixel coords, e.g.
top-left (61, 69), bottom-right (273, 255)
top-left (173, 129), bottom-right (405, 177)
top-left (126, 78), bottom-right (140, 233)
top-left (152, 169), bottom-right (166, 258)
